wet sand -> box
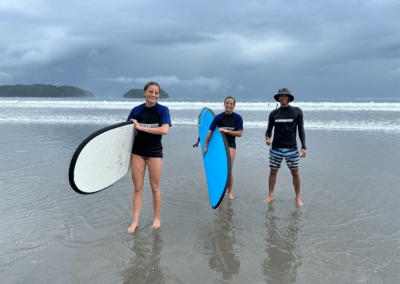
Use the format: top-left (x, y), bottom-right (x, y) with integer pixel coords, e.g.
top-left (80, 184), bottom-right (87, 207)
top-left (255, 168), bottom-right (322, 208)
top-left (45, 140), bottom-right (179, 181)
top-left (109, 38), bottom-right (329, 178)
top-left (0, 123), bottom-right (399, 283)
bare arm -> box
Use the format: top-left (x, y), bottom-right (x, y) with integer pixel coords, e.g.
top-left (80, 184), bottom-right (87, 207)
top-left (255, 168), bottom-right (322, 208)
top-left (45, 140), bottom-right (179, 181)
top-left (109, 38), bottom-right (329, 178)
top-left (218, 128), bottom-right (243, 137)
top-left (131, 119), bottom-right (170, 135)
top-left (203, 130), bottom-right (213, 155)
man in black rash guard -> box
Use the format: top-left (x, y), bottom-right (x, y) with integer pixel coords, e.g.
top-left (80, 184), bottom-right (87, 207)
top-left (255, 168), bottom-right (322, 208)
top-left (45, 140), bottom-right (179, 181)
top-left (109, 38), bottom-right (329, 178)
top-left (264, 88), bottom-right (306, 206)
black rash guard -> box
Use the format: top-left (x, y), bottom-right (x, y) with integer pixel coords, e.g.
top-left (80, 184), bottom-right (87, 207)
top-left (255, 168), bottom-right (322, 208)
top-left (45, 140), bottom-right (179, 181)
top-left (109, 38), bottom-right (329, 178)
top-left (265, 105), bottom-right (306, 150)
top-left (209, 112), bottom-right (243, 149)
top-left (127, 103), bottom-right (171, 157)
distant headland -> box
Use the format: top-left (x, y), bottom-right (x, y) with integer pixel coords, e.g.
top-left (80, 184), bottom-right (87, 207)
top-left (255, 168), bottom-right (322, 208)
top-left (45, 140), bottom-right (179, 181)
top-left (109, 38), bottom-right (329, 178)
top-left (0, 84), bottom-right (94, 98)
top-left (123, 88), bottom-right (170, 99)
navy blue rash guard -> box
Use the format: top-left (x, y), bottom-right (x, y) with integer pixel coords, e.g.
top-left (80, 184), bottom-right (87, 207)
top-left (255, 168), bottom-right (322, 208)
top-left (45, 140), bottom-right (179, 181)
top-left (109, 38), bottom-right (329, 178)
top-left (265, 105), bottom-right (306, 150)
top-left (127, 103), bottom-right (171, 158)
top-left (209, 112), bottom-right (243, 149)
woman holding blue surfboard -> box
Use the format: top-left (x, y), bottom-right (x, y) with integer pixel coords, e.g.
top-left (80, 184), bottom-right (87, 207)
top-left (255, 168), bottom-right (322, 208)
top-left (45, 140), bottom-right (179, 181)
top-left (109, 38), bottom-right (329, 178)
top-left (203, 97), bottom-right (243, 199)
top-left (126, 81), bottom-right (171, 233)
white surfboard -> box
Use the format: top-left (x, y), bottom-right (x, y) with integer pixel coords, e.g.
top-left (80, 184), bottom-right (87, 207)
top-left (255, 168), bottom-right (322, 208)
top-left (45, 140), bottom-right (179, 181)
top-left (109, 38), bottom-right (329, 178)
top-left (69, 121), bottom-right (135, 194)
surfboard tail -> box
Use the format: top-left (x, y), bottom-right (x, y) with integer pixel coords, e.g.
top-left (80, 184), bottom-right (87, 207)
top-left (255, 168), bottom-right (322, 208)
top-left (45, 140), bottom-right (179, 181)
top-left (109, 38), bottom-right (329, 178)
top-left (69, 121), bottom-right (135, 194)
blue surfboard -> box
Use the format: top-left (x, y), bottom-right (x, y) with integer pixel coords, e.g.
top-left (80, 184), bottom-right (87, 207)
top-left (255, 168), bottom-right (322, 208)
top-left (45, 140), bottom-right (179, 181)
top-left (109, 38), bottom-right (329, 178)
top-left (196, 108), bottom-right (232, 209)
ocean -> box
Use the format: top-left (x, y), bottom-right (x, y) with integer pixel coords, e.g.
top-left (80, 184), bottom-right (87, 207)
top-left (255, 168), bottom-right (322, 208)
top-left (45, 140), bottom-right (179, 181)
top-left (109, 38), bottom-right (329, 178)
top-left (0, 97), bottom-right (399, 283)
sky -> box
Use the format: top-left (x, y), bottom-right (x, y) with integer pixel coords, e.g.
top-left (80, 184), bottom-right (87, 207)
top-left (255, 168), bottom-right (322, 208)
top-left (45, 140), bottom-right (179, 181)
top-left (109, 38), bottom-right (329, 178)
top-left (0, 0), bottom-right (399, 99)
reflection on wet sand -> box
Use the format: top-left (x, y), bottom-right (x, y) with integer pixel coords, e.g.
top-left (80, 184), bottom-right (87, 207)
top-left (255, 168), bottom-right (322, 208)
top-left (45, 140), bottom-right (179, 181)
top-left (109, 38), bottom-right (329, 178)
top-left (205, 201), bottom-right (240, 281)
top-left (263, 204), bottom-right (303, 283)
top-left (123, 229), bottom-right (164, 284)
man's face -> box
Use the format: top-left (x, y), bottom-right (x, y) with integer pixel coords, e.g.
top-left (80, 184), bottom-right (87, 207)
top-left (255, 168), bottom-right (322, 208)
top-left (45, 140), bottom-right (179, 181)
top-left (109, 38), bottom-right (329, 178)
top-left (278, 94), bottom-right (289, 105)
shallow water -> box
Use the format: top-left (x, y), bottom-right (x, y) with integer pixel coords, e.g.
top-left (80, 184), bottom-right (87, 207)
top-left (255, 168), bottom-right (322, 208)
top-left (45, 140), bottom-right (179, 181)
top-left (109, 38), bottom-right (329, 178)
top-left (1, 121), bottom-right (399, 283)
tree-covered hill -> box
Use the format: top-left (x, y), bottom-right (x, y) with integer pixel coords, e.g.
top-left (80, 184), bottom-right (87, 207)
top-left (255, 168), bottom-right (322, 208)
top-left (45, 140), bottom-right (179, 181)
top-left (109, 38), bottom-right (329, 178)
top-left (123, 88), bottom-right (169, 99)
top-left (0, 84), bottom-right (95, 98)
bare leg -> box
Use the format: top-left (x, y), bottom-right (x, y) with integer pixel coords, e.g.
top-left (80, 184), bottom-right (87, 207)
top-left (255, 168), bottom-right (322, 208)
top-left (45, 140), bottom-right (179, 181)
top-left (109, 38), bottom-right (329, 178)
top-left (227, 148), bottom-right (235, 199)
top-left (291, 169), bottom-right (303, 206)
top-left (147, 157), bottom-right (163, 228)
top-left (128, 154), bottom-right (146, 233)
top-left (264, 168), bottom-right (278, 203)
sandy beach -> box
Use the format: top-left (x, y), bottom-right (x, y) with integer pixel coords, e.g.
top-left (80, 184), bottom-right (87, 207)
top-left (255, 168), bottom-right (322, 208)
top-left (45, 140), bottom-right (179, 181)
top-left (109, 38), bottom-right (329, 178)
top-left (1, 117), bottom-right (399, 283)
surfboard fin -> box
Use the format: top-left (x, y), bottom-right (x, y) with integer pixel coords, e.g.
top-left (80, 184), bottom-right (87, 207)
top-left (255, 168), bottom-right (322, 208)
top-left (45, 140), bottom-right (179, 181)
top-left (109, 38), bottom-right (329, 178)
top-left (193, 137), bottom-right (200, 148)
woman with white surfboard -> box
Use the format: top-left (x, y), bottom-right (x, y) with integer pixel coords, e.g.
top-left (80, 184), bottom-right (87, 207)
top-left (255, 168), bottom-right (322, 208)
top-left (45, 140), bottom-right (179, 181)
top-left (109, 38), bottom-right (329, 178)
top-left (203, 97), bottom-right (243, 199)
top-left (126, 82), bottom-right (171, 233)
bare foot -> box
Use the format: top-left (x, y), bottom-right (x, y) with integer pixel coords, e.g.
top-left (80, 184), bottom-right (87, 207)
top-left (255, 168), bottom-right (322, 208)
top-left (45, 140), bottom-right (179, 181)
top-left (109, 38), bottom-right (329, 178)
top-left (296, 199), bottom-right (303, 206)
top-left (152, 219), bottom-right (161, 229)
top-left (128, 221), bottom-right (138, 233)
top-left (263, 196), bottom-right (273, 203)
top-left (228, 193), bottom-right (233, 199)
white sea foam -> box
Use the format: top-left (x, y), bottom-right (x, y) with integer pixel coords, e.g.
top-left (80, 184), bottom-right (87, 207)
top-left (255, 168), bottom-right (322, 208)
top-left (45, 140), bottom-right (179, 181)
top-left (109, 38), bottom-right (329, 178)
top-left (245, 120), bottom-right (400, 131)
top-left (1, 99), bottom-right (398, 131)
top-left (1, 100), bottom-right (400, 111)
top-left (1, 115), bottom-right (399, 132)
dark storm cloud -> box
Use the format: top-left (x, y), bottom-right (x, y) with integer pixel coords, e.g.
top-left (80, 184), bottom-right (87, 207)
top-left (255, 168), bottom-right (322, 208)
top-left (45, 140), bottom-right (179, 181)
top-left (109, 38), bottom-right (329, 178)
top-left (0, 0), bottom-right (398, 98)
top-left (133, 34), bottom-right (216, 46)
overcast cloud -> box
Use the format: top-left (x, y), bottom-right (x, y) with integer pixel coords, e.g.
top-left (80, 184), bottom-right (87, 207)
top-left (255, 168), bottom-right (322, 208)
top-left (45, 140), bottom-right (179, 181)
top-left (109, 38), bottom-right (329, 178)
top-left (0, 0), bottom-right (398, 99)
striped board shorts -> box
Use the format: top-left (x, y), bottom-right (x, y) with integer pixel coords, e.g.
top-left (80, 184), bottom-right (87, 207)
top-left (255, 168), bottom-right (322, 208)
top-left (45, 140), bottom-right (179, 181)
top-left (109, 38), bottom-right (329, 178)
top-left (269, 148), bottom-right (300, 169)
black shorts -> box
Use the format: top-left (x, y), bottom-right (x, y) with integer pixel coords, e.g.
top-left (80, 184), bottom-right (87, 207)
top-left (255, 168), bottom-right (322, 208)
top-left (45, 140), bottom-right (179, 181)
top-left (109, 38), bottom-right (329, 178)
top-left (132, 150), bottom-right (163, 158)
top-left (228, 142), bottom-right (236, 149)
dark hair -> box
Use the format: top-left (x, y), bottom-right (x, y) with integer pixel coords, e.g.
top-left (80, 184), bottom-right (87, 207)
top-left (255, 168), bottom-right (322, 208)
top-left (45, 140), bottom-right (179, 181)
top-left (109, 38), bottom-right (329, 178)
top-left (144, 81), bottom-right (160, 92)
top-left (224, 96), bottom-right (236, 105)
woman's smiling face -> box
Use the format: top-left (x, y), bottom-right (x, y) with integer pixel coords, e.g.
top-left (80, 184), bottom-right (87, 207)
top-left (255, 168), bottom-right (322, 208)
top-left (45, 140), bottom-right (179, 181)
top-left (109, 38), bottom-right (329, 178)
top-left (224, 98), bottom-right (235, 113)
top-left (143, 85), bottom-right (160, 105)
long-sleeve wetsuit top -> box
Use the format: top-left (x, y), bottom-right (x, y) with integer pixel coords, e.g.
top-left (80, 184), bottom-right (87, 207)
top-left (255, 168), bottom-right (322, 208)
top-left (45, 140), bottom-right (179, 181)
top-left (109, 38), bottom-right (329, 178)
top-left (127, 103), bottom-right (171, 157)
top-left (209, 112), bottom-right (243, 149)
top-left (265, 105), bottom-right (306, 150)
